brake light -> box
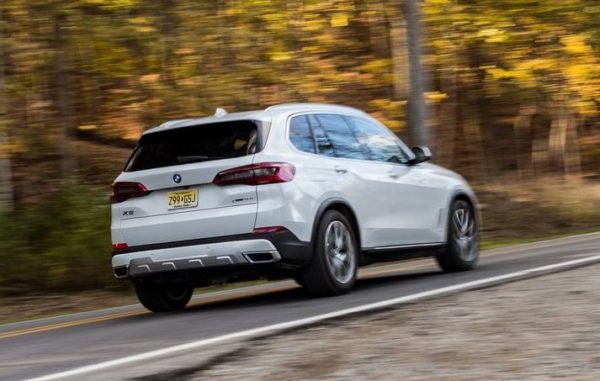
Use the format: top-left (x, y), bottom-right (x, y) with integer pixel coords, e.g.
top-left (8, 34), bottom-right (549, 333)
top-left (213, 162), bottom-right (295, 186)
top-left (112, 242), bottom-right (128, 251)
top-left (111, 182), bottom-right (149, 203)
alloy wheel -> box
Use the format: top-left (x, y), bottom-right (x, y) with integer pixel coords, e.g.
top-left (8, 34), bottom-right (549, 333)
top-left (451, 206), bottom-right (477, 262)
top-left (324, 220), bottom-right (357, 284)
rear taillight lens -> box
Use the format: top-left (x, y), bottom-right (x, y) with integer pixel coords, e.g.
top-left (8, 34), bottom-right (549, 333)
top-left (213, 162), bottom-right (295, 186)
top-left (111, 182), bottom-right (149, 203)
top-left (112, 243), bottom-right (128, 252)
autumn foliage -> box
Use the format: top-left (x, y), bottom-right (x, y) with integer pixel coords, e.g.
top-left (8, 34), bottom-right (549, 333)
top-left (0, 0), bottom-right (598, 294)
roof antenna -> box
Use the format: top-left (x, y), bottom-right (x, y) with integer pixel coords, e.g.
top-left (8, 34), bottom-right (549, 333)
top-left (214, 108), bottom-right (228, 117)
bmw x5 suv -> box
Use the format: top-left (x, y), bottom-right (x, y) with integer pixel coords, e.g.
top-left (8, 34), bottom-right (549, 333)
top-left (111, 103), bottom-right (479, 312)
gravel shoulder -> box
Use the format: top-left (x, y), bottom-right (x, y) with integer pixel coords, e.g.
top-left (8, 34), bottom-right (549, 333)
top-left (189, 264), bottom-right (600, 381)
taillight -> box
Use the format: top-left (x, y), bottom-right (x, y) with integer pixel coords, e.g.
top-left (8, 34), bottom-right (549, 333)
top-left (111, 182), bottom-right (149, 203)
top-left (112, 243), bottom-right (128, 251)
top-left (213, 162), bottom-right (295, 186)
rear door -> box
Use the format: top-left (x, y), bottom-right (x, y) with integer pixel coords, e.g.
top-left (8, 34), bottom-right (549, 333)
top-left (112, 120), bottom-right (261, 246)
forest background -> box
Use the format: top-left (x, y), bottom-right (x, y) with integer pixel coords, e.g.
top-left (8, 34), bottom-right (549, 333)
top-left (0, 0), bottom-right (598, 296)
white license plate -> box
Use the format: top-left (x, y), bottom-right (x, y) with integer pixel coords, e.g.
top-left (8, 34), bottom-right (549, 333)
top-left (167, 189), bottom-right (198, 210)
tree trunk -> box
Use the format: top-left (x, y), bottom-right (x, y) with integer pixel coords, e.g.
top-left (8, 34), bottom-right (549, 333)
top-left (54, 13), bottom-right (77, 179)
top-left (388, 7), bottom-right (409, 101)
top-left (513, 105), bottom-right (535, 180)
top-left (0, 133), bottom-right (12, 213)
top-left (0, 6), bottom-right (14, 213)
top-left (402, 0), bottom-right (431, 147)
top-left (367, 1), bottom-right (389, 58)
top-left (437, 65), bottom-right (458, 168)
top-left (548, 105), bottom-right (582, 182)
top-left (564, 115), bottom-right (582, 182)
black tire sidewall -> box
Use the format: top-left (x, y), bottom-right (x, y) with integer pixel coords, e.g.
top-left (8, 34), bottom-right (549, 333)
top-left (135, 282), bottom-right (193, 312)
top-left (437, 199), bottom-right (479, 271)
top-left (303, 210), bottom-right (359, 295)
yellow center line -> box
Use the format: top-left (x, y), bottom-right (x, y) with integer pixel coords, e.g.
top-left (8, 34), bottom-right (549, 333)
top-left (0, 286), bottom-right (297, 340)
top-left (0, 263), bottom-right (431, 341)
top-left (1, 238), bottom-right (591, 341)
top-left (0, 310), bottom-right (146, 340)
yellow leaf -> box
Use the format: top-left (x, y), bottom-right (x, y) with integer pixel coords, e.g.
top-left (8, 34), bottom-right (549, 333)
top-left (330, 13), bottom-right (349, 28)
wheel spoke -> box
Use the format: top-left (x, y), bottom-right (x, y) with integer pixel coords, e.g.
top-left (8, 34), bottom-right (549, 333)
top-left (451, 205), bottom-right (477, 262)
top-left (324, 220), bottom-right (356, 284)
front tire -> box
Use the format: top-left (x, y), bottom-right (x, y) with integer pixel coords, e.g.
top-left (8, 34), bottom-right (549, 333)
top-left (300, 210), bottom-right (359, 296)
top-left (436, 199), bottom-right (479, 272)
top-left (134, 282), bottom-right (193, 312)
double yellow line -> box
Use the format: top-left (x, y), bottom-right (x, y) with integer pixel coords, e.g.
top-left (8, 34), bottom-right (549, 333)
top-left (0, 262), bottom-right (430, 341)
top-left (0, 310), bottom-right (145, 340)
top-left (3, 233), bottom-right (598, 341)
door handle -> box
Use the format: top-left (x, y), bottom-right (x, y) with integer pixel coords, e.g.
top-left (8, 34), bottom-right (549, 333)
top-left (387, 171), bottom-right (400, 179)
top-left (334, 166), bottom-right (348, 174)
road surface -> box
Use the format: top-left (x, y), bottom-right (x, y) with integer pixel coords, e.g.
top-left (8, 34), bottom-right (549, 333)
top-left (1, 232), bottom-right (599, 381)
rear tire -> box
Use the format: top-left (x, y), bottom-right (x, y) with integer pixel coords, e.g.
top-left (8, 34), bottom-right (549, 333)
top-left (134, 282), bottom-right (193, 312)
top-left (300, 210), bottom-right (358, 296)
top-left (436, 199), bottom-right (479, 272)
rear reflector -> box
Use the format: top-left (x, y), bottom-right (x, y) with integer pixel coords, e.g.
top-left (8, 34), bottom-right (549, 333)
top-left (213, 162), bottom-right (295, 186)
top-left (252, 226), bottom-right (288, 235)
top-left (111, 182), bottom-right (149, 203)
top-left (112, 243), bottom-right (128, 251)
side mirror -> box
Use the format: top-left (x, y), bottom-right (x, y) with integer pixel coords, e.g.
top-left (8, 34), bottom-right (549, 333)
top-left (409, 146), bottom-right (432, 165)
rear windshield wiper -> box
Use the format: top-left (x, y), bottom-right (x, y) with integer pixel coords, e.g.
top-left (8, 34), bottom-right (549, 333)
top-left (177, 155), bottom-right (224, 164)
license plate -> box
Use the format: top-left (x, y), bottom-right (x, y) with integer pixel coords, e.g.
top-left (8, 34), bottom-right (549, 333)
top-left (167, 189), bottom-right (198, 210)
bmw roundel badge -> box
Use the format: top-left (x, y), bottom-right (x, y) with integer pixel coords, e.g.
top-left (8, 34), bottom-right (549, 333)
top-left (173, 174), bottom-right (182, 184)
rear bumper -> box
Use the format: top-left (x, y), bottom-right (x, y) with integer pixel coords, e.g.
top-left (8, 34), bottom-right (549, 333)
top-left (111, 231), bottom-right (312, 279)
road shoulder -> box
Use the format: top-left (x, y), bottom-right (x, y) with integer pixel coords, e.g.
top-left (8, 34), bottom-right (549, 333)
top-left (190, 263), bottom-right (600, 380)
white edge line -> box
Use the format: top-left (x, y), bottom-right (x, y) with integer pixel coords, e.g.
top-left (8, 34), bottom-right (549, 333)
top-left (25, 253), bottom-right (600, 381)
top-left (6, 231), bottom-right (599, 331)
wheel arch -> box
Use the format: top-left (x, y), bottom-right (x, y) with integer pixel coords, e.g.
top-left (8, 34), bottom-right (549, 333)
top-left (445, 190), bottom-right (481, 241)
top-left (311, 198), bottom-right (362, 250)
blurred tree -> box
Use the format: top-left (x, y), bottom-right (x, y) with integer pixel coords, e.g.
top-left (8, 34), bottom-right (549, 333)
top-left (0, 0), bottom-right (599, 296)
top-left (403, 0), bottom-right (431, 147)
top-left (0, 0), bottom-right (597, 196)
top-left (423, 0), bottom-right (599, 180)
top-left (0, 5), bottom-right (14, 212)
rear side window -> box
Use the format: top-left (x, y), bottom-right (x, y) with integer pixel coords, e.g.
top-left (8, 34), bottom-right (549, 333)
top-left (125, 120), bottom-right (258, 172)
top-left (314, 114), bottom-right (368, 160)
top-left (289, 115), bottom-right (316, 153)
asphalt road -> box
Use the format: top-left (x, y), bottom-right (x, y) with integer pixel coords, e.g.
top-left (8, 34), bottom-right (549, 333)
top-left (2, 232), bottom-right (600, 381)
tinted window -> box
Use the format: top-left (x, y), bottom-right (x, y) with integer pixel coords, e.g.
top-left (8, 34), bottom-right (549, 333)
top-left (347, 117), bottom-right (408, 163)
top-left (289, 115), bottom-right (316, 153)
top-left (125, 120), bottom-right (258, 171)
top-left (308, 114), bottom-right (335, 157)
top-left (314, 114), bottom-right (367, 160)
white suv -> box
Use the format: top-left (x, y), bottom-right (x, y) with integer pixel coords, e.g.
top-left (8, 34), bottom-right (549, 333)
top-left (111, 103), bottom-right (479, 312)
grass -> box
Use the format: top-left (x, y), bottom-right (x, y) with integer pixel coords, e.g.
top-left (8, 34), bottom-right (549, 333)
top-left (475, 178), bottom-right (600, 242)
top-left (480, 228), bottom-right (600, 250)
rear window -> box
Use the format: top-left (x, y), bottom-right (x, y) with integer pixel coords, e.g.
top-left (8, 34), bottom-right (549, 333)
top-left (125, 120), bottom-right (259, 172)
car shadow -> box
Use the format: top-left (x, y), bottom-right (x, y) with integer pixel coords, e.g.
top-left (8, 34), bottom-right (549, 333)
top-left (121, 268), bottom-right (445, 323)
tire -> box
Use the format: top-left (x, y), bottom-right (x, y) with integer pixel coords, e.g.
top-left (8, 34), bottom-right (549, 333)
top-left (300, 210), bottom-right (359, 296)
top-left (292, 274), bottom-right (305, 287)
top-left (436, 198), bottom-right (479, 272)
top-left (134, 282), bottom-right (193, 312)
